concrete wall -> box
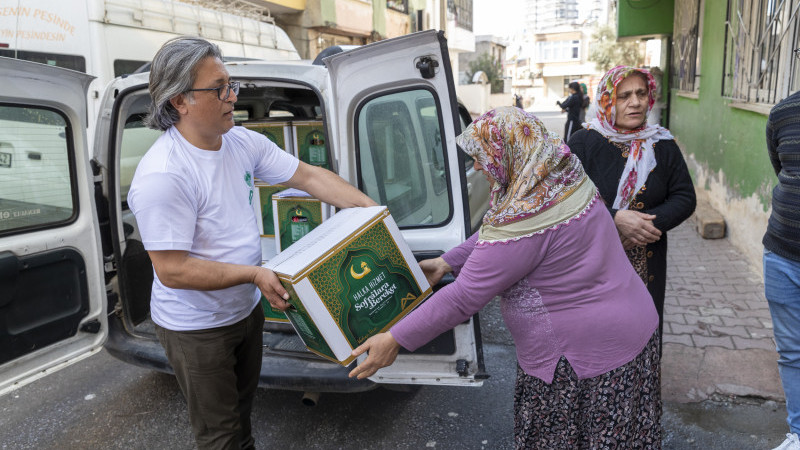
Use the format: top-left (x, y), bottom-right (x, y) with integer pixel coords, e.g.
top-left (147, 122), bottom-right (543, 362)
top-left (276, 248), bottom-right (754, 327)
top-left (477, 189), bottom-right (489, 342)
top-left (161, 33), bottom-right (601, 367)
top-left (384, 8), bottom-right (409, 38)
top-left (668, 0), bottom-right (775, 270)
top-left (334, 0), bottom-right (373, 35)
top-left (456, 84), bottom-right (524, 117)
top-left (456, 83), bottom-right (490, 117)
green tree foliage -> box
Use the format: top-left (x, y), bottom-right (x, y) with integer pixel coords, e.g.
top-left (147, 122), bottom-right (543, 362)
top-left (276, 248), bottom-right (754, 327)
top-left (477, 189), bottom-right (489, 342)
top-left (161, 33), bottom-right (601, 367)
top-left (588, 25), bottom-right (644, 72)
top-left (465, 52), bottom-right (504, 94)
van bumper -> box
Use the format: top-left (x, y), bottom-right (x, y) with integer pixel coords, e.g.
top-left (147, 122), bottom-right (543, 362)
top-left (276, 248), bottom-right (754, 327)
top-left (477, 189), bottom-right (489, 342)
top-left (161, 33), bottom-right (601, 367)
top-left (103, 313), bottom-right (377, 393)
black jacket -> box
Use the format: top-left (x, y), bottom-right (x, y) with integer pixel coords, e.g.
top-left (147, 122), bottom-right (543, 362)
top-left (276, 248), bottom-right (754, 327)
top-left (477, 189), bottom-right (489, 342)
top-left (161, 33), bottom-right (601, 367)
top-left (568, 128), bottom-right (696, 318)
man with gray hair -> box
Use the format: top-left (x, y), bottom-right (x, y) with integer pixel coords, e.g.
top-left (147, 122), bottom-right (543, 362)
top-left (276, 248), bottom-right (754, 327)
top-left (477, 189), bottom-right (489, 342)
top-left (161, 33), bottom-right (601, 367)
top-left (128, 36), bottom-right (376, 449)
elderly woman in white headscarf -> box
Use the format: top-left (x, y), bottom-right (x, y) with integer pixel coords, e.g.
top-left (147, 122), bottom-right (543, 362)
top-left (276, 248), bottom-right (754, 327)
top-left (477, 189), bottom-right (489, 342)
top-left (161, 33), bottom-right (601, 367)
top-left (568, 65), bottom-right (696, 348)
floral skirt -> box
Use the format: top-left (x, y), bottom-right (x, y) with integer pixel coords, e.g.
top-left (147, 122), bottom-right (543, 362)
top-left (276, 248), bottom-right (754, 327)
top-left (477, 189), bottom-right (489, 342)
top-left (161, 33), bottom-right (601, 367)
top-left (513, 333), bottom-right (661, 449)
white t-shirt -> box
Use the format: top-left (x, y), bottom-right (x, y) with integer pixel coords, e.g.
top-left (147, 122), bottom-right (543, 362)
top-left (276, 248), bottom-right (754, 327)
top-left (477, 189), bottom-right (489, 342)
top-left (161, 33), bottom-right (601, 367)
top-left (128, 126), bottom-right (299, 331)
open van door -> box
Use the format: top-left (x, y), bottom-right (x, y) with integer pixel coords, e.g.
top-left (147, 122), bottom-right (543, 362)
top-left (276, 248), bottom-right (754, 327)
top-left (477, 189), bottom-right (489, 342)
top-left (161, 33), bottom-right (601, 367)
top-left (324, 30), bottom-right (487, 386)
top-left (0, 59), bottom-right (107, 395)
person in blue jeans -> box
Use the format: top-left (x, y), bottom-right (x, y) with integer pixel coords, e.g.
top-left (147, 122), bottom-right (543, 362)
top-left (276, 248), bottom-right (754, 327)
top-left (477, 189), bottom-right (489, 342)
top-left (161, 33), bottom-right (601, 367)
top-left (764, 68), bottom-right (800, 450)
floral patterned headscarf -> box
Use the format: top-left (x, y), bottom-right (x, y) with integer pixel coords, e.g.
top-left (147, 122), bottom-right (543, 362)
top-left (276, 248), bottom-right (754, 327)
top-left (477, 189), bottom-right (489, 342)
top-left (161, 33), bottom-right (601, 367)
top-left (456, 107), bottom-right (596, 242)
top-left (583, 65), bottom-right (673, 210)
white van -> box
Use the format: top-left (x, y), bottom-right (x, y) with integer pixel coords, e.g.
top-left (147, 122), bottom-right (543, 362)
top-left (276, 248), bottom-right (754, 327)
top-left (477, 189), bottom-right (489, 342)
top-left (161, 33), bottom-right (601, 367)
top-left (0, 0), bottom-right (300, 142)
top-left (0, 30), bottom-right (491, 397)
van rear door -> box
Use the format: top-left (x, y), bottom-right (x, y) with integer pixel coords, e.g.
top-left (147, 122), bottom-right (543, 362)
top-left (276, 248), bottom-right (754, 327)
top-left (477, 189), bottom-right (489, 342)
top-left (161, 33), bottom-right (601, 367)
top-left (325, 30), bottom-right (486, 387)
top-left (0, 58), bottom-right (107, 395)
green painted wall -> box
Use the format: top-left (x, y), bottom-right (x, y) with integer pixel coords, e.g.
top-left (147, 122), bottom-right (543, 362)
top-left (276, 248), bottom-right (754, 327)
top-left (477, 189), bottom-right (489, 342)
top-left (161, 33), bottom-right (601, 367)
top-left (668, 0), bottom-right (775, 206)
top-left (618, 0), bottom-right (675, 38)
top-left (372, 0), bottom-right (386, 37)
top-left (320, 0), bottom-right (336, 25)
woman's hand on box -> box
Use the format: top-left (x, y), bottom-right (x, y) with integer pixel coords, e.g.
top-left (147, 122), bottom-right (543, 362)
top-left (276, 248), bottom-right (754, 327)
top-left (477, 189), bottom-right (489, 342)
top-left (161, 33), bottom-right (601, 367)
top-left (254, 267), bottom-right (291, 311)
top-left (348, 332), bottom-right (401, 379)
top-left (419, 257), bottom-right (452, 287)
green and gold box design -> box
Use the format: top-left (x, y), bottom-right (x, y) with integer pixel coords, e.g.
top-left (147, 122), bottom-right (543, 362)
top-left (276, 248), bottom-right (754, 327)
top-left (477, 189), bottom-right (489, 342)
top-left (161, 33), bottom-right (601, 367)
top-left (255, 183), bottom-right (285, 237)
top-left (273, 195), bottom-right (324, 252)
top-left (274, 208), bottom-right (432, 365)
top-left (242, 121), bottom-right (291, 153)
top-left (259, 293), bottom-right (290, 323)
top-left (293, 121), bottom-right (330, 170)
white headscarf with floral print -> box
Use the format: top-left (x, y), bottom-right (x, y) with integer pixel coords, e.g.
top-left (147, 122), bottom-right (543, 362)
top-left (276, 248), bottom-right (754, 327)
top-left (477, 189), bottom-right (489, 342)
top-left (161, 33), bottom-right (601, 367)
top-left (583, 66), bottom-right (673, 210)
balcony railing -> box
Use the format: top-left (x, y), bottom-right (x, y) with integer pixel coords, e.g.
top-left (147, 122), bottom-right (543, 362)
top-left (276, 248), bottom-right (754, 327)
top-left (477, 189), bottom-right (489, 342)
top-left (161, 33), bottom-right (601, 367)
top-left (448, 0), bottom-right (473, 32)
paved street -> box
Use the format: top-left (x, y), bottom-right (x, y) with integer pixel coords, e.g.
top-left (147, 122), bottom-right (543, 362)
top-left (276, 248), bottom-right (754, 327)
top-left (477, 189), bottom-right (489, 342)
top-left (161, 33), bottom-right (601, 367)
top-left (660, 221), bottom-right (788, 449)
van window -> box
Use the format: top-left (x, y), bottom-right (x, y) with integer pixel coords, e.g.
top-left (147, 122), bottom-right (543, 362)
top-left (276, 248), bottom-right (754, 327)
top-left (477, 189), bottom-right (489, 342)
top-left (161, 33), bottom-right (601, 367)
top-left (0, 105), bottom-right (74, 233)
top-left (356, 89), bottom-right (451, 227)
top-left (119, 116), bottom-right (162, 204)
top-left (0, 50), bottom-right (86, 73)
top-left (415, 98), bottom-right (447, 196)
top-left (114, 60), bottom-right (149, 77)
top-left (457, 103), bottom-right (475, 170)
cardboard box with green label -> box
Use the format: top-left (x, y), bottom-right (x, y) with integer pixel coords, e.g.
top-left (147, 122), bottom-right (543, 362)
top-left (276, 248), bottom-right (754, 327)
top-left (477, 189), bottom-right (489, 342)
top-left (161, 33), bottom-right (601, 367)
top-left (252, 181), bottom-right (286, 264)
top-left (293, 121), bottom-right (329, 170)
top-left (272, 188), bottom-right (331, 254)
top-left (242, 121), bottom-right (292, 154)
top-left (262, 206), bottom-right (431, 365)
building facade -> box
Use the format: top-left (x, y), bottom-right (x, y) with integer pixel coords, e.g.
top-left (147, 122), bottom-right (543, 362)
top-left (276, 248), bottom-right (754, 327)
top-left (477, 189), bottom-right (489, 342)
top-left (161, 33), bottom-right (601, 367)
top-left (505, 0), bottom-right (607, 107)
top-left (458, 35), bottom-right (506, 85)
top-left (253, 0), bottom-right (473, 67)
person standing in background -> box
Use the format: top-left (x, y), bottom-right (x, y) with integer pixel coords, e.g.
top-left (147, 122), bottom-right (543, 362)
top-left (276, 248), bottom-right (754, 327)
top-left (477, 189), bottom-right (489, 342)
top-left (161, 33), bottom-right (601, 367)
top-left (579, 82), bottom-right (590, 123)
top-left (568, 65), bottom-right (696, 348)
top-left (763, 56), bottom-right (800, 449)
top-left (556, 81), bottom-right (583, 141)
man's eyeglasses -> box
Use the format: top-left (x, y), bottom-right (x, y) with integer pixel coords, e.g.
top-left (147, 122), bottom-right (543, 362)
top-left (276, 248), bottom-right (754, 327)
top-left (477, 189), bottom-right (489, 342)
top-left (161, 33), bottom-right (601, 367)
top-left (186, 81), bottom-right (240, 101)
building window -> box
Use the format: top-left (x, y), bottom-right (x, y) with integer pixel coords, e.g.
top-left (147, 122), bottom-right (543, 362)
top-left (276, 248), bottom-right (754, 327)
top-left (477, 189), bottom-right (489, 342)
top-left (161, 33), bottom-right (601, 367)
top-left (722, 0), bottom-right (800, 104)
top-left (536, 40), bottom-right (581, 62)
top-left (387, 0), bottom-right (408, 14)
top-left (672, 0), bottom-right (703, 92)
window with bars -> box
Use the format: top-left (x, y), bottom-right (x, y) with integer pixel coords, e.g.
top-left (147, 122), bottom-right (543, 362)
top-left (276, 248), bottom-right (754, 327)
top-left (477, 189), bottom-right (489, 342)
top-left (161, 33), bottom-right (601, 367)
top-left (722, 0), bottom-right (800, 104)
top-left (672, 0), bottom-right (703, 92)
top-left (448, 0), bottom-right (473, 32)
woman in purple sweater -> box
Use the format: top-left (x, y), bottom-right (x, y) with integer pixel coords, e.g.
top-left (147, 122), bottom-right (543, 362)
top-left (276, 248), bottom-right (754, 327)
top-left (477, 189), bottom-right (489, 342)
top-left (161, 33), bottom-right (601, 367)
top-left (349, 107), bottom-right (661, 448)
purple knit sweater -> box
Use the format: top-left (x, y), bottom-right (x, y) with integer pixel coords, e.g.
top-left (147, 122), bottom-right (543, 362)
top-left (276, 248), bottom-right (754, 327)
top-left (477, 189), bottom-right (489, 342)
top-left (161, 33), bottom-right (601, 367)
top-left (391, 200), bottom-right (658, 383)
